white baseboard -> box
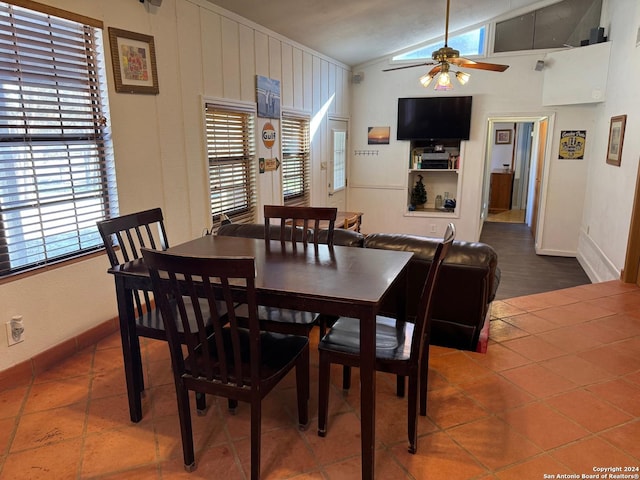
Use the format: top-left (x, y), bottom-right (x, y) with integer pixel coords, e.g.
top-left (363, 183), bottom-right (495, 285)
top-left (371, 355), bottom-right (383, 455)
top-left (577, 228), bottom-right (619, 283)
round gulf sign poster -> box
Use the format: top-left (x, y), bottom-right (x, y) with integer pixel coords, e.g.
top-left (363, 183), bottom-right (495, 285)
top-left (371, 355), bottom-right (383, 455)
top-left (262, 122), bottom-right (276, 149)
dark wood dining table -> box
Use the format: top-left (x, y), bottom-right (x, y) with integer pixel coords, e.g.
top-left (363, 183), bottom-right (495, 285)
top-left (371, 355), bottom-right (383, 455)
top-left (109, 234), bottom-right (412, 480)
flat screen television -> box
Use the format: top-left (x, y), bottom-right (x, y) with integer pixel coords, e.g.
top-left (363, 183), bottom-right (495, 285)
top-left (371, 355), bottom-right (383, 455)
top-left (397, 96), bottom-right (472, 140)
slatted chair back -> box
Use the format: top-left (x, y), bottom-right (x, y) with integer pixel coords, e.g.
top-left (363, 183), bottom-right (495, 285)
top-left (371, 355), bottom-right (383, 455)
top-left (264, 205), bottom-right (337, 246)
top-left (142, 249), bottom-right (259, 389)
top-left (142, 247), bottom-right (309, 476)
top-left (97, 208), bottom-right (168, 318)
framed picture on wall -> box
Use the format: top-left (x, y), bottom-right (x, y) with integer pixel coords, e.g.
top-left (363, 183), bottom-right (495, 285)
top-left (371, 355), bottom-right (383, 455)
top-left (108, 27), bottom-right (159, 94)
top-left (367, 126), bottom-right (390, 144)
top-left (606, 114), bottom-right (626, 166)
top-left (495, 129), bottom-right (512, 144)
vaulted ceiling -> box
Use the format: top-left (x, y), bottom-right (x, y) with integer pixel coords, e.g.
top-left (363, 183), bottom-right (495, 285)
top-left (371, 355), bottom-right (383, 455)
top-left (205, 0), bottom-right (551, 66)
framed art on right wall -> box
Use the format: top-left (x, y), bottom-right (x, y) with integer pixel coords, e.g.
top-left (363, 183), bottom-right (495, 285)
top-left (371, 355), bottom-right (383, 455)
top-left (606, 114), bottom-right (626, 166)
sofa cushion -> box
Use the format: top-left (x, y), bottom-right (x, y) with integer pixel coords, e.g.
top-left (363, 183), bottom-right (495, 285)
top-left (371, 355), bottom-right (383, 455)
top-left (317, 228), bottom-right (365, 247)
top-left (217, 223), bottom-right (307, 242)
top-left (217, 222), bottom-right (364, 246)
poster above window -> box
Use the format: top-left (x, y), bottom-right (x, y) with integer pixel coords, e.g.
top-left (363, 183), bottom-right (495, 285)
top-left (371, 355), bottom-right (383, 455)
top-left (108, 27), bottom-right (159, 94)
top-left (256, 75), bottom-right (281, 118)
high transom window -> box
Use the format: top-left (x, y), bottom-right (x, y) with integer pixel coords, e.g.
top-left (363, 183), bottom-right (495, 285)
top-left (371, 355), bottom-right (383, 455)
top-left (0, 1), bottom-right (117, 277)
top-left (393, 26), bottom-right (486, 61)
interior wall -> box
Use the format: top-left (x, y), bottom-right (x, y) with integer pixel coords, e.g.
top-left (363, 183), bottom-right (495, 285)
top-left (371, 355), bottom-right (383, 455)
top-left (0, 0), bottom-right (350, 371)
top-left (577, 0), bottom-right (640, 281)
top-left (512, 123), bottom-right (533, 210)
top-left (490, 122), bottom-right (515, 171)
top-left (349, 52), bottom-right (595, 244)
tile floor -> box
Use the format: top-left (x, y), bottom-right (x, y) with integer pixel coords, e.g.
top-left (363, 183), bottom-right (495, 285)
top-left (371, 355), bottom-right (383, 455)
top-left (1, 280), bottom-right (639, 479)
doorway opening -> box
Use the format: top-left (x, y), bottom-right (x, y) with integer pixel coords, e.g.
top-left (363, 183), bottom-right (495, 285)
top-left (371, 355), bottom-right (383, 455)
top-left (486, 122), bottom-right (533, 224)
top-left (481, 115), bottom-right (552, 245)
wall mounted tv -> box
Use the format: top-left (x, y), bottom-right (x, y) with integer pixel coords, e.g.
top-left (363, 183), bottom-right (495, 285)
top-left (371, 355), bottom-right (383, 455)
top-left (397, 96), bottom-right (472, 140)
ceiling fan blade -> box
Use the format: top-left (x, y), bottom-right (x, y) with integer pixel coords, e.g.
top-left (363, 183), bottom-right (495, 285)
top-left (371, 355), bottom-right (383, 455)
top-left (426, 65), bottom-right (442, 76)
top-left (451, 57), bottom-right (509, 72)
top-left (383, 62), bottom-right (436, 72)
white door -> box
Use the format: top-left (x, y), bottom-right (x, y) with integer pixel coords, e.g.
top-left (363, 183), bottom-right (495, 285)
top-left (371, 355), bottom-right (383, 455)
top-left (328, 119), bottom-right (347, 210)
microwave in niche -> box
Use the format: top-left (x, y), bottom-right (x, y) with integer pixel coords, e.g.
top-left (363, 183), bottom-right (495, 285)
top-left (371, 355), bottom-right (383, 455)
top-left (420, 152), bottom-right (449, 169)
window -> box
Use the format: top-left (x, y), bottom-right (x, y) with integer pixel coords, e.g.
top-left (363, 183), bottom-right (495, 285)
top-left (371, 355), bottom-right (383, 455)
top-left (0, 1), bottom-right (116, 277)
top-left (393, 26), bottom-right (486, 61)
top-left (332, 130), bottom-right (346, 192)
top-left (281, 114), bottom-right (310, 207)
top-left (494, 0), bottom-right (602, 52)
top-left (204, 103), bottom-right (256, 225)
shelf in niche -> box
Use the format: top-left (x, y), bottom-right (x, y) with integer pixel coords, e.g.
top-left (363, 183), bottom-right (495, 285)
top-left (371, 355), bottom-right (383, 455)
top-left (404, 208), bottom-right (459, 219)
top-left (409, 169), bottom-right (459, 173)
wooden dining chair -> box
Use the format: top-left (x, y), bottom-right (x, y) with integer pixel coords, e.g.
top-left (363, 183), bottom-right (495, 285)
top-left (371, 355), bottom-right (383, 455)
top-left (264, 204), bottom-right (338, 247)
top-left (317, 223), bottom-right (455, 454)
top-left (97, 208), bottom-right (213, 413)
top-left (343, 212), bottom-right (361, 232)
top-left (142, 248), bottom-right (309, 477)
top-left (234, 205), bottom-right (338, 337)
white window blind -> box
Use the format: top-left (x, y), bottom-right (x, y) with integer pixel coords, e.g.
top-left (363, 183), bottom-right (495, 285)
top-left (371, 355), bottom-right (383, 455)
top-left (281, 114), bottom-right (310, 207)
top-left (204, 104), bottom-right (256, 225)
top-left (0, 1), bottom-right (116, 277)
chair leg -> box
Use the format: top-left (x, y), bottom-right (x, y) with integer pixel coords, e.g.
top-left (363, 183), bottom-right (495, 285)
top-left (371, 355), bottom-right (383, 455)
top-left (228, 399), bottom-right (238, 414)
top-left (420, 347), bottom-right (430, 416)
top-left (174, 382), bottom-right (196, 471)
top-left (296, 348), bottom-right (309, 430)
top-left (250, 397), bottom-right (262, 480)
top-left (407, 371), bottom-right (419, 454)
top-left (131, 334), bottom-right (145, 393)
top-left (317, 351), bottom-right (330, 437)
top-left (342, 365), bottom-right (351, 391)
top-left (396, 374), bottom-right (405, 398)
top-left (195, 392), bottom-right (207, 416)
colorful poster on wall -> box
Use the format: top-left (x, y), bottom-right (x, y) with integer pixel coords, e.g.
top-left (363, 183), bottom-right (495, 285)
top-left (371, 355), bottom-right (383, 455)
top-left (256, 75), bottom-right (281, 118)
top-left (558, 130), bottom-right (586, 159)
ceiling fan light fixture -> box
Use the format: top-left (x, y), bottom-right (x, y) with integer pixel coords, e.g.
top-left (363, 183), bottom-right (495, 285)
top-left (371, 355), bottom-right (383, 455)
top-left (455, 71), bottom-right (470, 85)
top-left (384, 0), bottom-right (509, 90)
top-left (434, 71), bottom-right (452, 90)
top-left (419, 72), bottom-right (435, 87)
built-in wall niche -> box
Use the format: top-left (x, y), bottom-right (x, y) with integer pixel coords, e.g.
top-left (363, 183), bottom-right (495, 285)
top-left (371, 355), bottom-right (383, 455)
top-left (406, 139), bottom-right (463, 217)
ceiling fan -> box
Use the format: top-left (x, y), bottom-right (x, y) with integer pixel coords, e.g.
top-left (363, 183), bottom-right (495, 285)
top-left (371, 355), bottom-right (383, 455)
top-left (383, 0), bottom-right (509, 90)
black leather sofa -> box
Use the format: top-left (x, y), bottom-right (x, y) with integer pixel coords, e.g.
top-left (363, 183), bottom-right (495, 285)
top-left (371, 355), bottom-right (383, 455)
top-left (216, 223), bottom-right (499, 352)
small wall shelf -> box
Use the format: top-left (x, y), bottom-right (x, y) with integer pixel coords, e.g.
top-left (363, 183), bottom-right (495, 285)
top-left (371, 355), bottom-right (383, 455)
top-left (407, 139), bottom-right (463, 217)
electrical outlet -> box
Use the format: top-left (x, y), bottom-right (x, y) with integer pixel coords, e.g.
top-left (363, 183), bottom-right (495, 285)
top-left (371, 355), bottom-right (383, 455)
top-left (6, 316), bottom-right (25, 346)
top-left (430, 224), bottom-right (437, 233)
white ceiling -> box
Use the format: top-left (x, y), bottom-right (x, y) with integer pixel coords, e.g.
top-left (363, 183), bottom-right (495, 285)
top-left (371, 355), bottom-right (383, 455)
top-left (205, 0), bottom-right (550, 66)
